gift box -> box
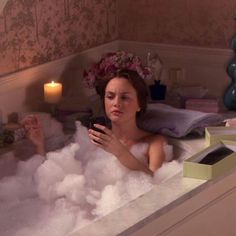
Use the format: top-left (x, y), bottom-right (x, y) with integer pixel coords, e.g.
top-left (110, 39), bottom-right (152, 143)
top-left (185, 98), bottom-right (220, 113)
top-left (205, 126), bottom-right (236, 146)
top-left (183, 140), bottom-right (236, 180)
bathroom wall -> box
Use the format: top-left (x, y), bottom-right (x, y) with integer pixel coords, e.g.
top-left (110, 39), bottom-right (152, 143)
top-left (117, 0), bottom-right (236, 49)
top-left (1, 0), bottom-right (235, 78)
top-left (0, 0), bottom-right (118, 77)
top-left (0, 41), bottom-right (119, 122)
top-left (117, 40), bottom-right (232, 100)
top-left (0, 1), bottom-right (235, 121)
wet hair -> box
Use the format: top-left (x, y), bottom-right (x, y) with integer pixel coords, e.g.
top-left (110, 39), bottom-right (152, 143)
top-left (97, 69), bottom-right (148, 116)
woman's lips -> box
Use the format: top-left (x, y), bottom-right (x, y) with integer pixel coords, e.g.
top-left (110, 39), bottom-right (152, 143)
top-left (111, 110), bottom-right (123, 116)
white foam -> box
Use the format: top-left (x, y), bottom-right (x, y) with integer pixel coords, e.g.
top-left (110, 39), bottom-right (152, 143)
top-left (0, 121), bottom-right (184, 236)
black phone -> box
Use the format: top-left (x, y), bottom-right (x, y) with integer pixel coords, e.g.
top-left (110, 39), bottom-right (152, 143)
top-left (199, 146), bottom-right (233, 165)
top-left (89, 117), bottom-right (108, 134)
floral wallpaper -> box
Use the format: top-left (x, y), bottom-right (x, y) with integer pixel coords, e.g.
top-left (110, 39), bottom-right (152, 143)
top-left (118, 0), bottom-right (236, 49)
top-left (1, 0), bottom-right (236, 77)
top-left (0, 0), bottom-right (118, 76)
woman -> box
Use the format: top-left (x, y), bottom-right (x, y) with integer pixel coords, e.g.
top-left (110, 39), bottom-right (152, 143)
top-left (89, 69), bottom-right (167, 176)
top-left (22, 69), bottom-right (167, 176)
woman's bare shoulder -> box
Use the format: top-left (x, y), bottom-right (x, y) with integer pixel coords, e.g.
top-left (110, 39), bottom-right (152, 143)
top-left (140, 130), bottom-right (167, 145)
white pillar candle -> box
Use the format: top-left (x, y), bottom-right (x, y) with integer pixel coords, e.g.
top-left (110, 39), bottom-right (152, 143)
top-left (44, 81), bottom-right (62, 104)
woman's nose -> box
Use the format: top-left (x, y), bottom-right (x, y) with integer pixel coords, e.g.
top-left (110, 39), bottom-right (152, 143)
top-left (113, 97), bottom-right (121, 107)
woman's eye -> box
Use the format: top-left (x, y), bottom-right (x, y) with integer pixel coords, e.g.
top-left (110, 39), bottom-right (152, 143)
top-left (121, 96), bottom-right (130, 100)
top-left (105, 94), bottom-right (114, 99)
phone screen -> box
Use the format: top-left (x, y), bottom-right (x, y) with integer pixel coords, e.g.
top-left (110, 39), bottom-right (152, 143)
top-left (199, 146), bottom-right (233, 165)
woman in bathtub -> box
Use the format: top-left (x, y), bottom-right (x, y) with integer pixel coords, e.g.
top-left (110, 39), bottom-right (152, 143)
top-left (22, 69), bottom-right (167, 176)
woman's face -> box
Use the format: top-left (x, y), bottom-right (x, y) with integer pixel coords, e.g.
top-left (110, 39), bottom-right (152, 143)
top-left (104, 77), bottom-right (140, 123)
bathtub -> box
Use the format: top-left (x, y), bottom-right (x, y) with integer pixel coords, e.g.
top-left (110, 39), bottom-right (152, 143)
top-left (68, 137), bottom-right (236, 236)
top-left (1, 136), bottom-right (235, 236)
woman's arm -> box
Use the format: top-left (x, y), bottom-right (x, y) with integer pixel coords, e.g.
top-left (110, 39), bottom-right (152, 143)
top-left (111, 146), bottom-right (153, 175)
top-left (148, 136), bottom-right (166, 172)
top-left (88, 124), bottom-right (153, 176)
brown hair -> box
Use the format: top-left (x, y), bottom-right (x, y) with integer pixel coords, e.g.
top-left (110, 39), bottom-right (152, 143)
top-left (97, 69), bottom-right (148, 116)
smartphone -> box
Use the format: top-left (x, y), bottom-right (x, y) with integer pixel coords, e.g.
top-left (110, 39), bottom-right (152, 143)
top-left (89, 117), bottom-right (108, 134)
top-left (199, 146), bottom-right (233, 165)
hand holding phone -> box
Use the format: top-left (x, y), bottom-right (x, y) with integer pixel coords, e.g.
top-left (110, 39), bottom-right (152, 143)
top-left (89, 117), bottom-right (109, 144)
top-left (89, 117), bottom-right (108, 134)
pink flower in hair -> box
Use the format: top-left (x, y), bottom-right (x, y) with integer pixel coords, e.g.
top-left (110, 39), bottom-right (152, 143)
top-left (83, 51), bottom-right (152, 89)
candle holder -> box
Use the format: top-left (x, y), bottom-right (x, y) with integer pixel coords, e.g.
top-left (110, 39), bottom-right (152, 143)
top-left (49, 104), bottom-right (57, 117)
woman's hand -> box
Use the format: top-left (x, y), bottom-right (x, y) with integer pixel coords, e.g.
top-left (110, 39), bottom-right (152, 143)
top-left (88, 124), bottom-right (153, 175)
top-left (88, 124), bottom-right (125, 156)
top-left (20, 115), bottom-right (45, 156)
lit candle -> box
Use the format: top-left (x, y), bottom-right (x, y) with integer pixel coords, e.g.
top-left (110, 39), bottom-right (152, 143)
top-left (44, 81), bottom-right (62, 104)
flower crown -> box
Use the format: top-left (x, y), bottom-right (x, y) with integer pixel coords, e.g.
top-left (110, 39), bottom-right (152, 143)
top-left (83, 51), bottom-right (152, 89)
